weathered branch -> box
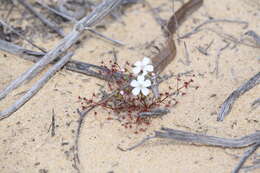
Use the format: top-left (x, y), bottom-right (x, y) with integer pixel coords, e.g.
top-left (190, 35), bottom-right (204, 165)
top-left (0, 52), bottom-right (73, 120)
top-left (0, 39), bottom-right (45, 61)
top-left (251, 98), bottom-right (260, 109)
top-left (0, 39), bottom-right (122, 81)
top-left (0, 0), bottom-right (123, 101)
top-left (123, 127), bottom-right (260, 150)
top-left (179, 19), bottom-right (248, 39)
top-left (232, 143), bottom-right (260, 173)
top-left (17, 0), bottom-right (65, 37)
top-left (217, 72), bottom-right (260, 121)
top-left (0, 20), bottom-right (46, 52)
top-left (123, 127), bottom-right (260, 173)
top-left (245, 30), bottom-right (260, 46)
top-left (156, 127), bottom-right (260, 148)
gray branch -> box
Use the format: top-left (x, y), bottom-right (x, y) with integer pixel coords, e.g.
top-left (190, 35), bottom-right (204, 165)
top-left (0, 52), bottom-right (73, 120)
top-left (0, 39), bottom-right (123, 81)
top-left (124, 127), bottom-right (260, 151)
top-left (17, 0), bottom-right (65, 37)
top-left (251, 98), bottom-right (260, 109)
top-left (0, 20), bottom-right (46, 52)
top-left (124, 127), bottom-right (260, 172)
top-left (156, 127), bottom-right (260, 148)
top-left (245, 30), bottom-right (260, 46)
top-left (232, 143), bottom-right (260, 173)
top-left (179, 19), bottom-right (248, 39)
top-left (0, 0), bottom-right (123, 101)
top-left (217, 72), bottom-right (260, 121)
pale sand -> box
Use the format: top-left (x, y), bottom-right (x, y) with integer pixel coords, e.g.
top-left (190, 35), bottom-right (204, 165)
top-left (0, 0), bottom-right (260, 172)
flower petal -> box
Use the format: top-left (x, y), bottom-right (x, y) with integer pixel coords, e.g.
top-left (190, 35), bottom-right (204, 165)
top-left (142, 57), bottom-right (151, 65)
top-left (130, 79), bottom-right (139, 87)
top-left (137, 75), bottom-right (145, 82)
top-left (141, 71), bottom-right (148, 76)
top-left (141, 87), bottom-right (149, 96)
top-left (132, 67), bottom-right (141, 74)
top-left (144, 65), bottom-right (154, 72)
top-left (132, 87), bottom-right (141, 95)
top-left (143, 79), bottom-right (151, 87)
top-left (134, 61), bottom-right (142, 67)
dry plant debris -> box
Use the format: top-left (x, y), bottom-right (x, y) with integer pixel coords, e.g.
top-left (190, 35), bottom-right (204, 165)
top-left (0, 0), bottom-right (259, 173)
top-left (218, 72), bottom-right (260, 121)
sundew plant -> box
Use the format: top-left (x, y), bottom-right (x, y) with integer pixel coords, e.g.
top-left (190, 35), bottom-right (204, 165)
top-left (78, 57), bottom-right (196, 134)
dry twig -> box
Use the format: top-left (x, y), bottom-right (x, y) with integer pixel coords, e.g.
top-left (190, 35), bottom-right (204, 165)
top-left (122, 127), bottom-right (260, 172)
top-left (0, 39), bottom-right (123, 81)
top-left (0, 39), bottom-right (44, 60)
top-left (36, 0), bottom-right (77, 22)
top-left (206, 28), bottom-right (259, 49)
top-left (245, 30), bottom-right (260, 46)
top-left (0, 52), bottom-right (73, 120)
top-left (211, 42), bottom-right (230, 78)
top-left (124, 127), bottom-right (260, 151)
top-left (180, 41), bottom-right (191, 65)
top-left (0, 0), bottom-right (123, 102)
top-left (232, 143), bottom-right (260, 173)
top-left (251, 98), bottom-right (260, 109)
top-left (196, 39), bottom-right (214, 56)
top-left (242, 162), bottom-right (260, 172)
top-left (0, 20), bottom-right (46, 52)
top-left (179, 18), bottom-right (248, 39)
top-left (17, 0), bottom-right (65, 37)
top-left (138, 108), bottom-right (170, 118)
top-left (47, 108), bottom-right (56, 137)
top-left (217, 72), bottom-right (260, 121)
top-left (85, 27), bottom-right (125, 46)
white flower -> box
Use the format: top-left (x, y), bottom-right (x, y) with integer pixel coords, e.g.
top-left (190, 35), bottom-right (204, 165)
top-left (133, 57), bottom-right (154, 76)
top-left (130, 75), bottom-right (151, 96)
top-left (120, 90), bottom-right (124, 95)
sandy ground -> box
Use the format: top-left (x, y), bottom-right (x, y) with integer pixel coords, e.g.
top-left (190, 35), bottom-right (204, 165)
top-left (0, 0), bottom-right (260, 172)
